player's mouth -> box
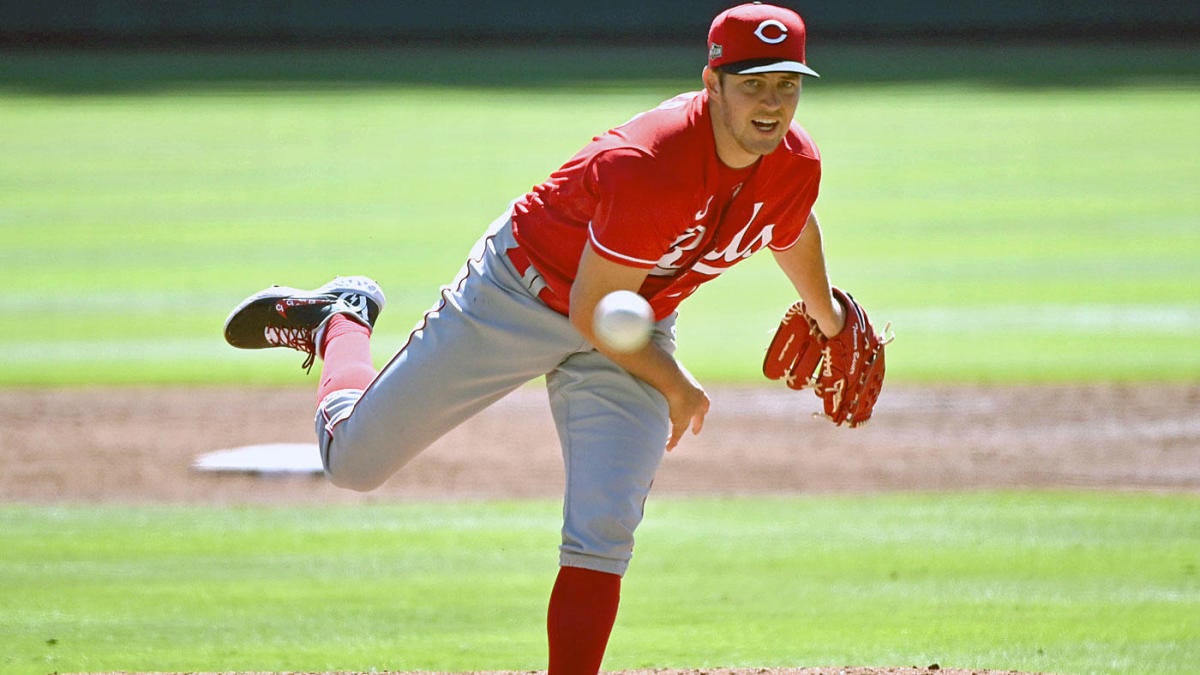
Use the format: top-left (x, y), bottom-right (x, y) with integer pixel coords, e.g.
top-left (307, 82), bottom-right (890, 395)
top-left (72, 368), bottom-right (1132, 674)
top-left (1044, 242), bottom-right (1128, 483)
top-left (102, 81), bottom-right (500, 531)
top-left (751, 118), bottom-right (780, 133)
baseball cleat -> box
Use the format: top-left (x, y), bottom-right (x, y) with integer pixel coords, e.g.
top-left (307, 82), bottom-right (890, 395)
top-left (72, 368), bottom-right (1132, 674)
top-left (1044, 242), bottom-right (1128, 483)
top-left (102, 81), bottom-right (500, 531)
top-left (223, 275), bottom-right (386, 371)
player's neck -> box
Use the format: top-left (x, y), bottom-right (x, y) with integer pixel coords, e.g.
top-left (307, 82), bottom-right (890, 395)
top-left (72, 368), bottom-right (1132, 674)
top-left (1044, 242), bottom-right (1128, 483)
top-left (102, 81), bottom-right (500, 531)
top-left (711, 124), bottom-right (761, 169)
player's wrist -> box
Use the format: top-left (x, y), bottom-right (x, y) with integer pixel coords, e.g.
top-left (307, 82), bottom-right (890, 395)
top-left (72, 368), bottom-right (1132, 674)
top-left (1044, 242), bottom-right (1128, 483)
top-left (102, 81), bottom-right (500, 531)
top-left (813, 292), bottom-right (846, 338)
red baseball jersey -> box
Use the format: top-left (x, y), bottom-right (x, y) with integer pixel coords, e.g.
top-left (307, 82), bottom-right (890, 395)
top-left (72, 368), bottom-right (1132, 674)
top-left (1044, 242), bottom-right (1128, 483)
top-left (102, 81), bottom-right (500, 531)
top-left (511, 89), bottom-right (821, 320)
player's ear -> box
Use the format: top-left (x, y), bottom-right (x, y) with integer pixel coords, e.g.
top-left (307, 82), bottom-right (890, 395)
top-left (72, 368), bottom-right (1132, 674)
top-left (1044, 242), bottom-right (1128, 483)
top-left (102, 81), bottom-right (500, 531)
top-left (702, 66), bottom-right (720, 95)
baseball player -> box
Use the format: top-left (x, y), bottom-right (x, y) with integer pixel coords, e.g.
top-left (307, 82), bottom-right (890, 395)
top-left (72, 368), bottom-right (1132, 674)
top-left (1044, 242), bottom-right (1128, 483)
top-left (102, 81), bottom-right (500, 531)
top-left (225, 3), bottom-right (887, 671)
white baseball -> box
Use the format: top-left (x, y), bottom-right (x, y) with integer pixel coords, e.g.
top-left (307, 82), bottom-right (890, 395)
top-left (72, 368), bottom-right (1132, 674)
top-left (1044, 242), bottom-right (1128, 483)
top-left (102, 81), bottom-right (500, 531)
top-left (593, 290), bottom-right (654, 353)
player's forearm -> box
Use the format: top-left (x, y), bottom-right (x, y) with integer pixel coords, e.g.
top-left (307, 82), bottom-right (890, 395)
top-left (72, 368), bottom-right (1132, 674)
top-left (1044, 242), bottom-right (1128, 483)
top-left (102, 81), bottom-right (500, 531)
top-left (567, 242), bottom-right (709, 446)
top-left (606, 340), bottom-right (696, 399)
top-left (772, 213), bottom-right (846, 337)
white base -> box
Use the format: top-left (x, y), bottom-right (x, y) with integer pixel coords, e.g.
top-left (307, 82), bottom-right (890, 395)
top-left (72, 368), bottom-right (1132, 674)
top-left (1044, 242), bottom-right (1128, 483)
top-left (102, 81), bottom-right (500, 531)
top-left (192, 443), bottom-right (323, 475)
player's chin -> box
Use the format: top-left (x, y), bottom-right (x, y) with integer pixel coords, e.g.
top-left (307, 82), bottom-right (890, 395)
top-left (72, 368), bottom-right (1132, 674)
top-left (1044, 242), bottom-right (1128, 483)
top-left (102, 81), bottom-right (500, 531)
top-left (743, 134), bottom-right (785, 157)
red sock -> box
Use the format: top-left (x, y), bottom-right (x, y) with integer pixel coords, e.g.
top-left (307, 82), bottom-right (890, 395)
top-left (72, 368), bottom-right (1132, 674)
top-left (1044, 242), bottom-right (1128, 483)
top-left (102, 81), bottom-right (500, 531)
top-left (547, 566), bottom-right (621, 675)
top-left (316, 314), bottom-right (377, 403)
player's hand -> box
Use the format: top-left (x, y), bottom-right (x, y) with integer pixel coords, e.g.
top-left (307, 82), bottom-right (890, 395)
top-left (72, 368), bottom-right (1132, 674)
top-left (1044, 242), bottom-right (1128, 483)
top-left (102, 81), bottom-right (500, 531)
top-left (666, 375), bottom-right (710, 451)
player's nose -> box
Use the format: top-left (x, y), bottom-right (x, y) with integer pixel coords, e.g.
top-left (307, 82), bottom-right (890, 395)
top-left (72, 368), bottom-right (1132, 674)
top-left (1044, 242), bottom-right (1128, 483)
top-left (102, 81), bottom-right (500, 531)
top-left (760, 85), bottom-right (783, 109)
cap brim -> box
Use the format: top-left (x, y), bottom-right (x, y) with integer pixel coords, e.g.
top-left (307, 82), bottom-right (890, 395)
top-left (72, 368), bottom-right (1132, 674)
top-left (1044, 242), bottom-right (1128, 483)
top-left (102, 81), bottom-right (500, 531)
top-left (726, 59), bottom-right (820, 78)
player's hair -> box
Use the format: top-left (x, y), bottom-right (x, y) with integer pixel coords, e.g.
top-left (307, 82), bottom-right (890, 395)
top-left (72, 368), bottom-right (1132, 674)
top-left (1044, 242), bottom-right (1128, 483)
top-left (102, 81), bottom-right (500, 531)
top-left (712, 67), bottom-right (733, 90)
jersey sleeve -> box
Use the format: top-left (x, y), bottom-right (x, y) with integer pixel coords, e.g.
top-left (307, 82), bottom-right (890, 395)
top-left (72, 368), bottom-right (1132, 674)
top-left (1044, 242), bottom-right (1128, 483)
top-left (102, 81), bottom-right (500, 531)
top-left (586, 148), bottom-right (693, 268)
top-left (766, 169), bottom-right (821, 252)
top-left (765, 204), bottom-right (813, 251)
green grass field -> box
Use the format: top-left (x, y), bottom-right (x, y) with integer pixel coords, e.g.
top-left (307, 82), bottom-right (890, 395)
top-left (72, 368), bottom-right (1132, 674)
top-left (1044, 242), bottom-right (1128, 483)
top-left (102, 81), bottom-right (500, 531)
top-left (1, 44), bottom-right (1197, 384)
top-left (3, 493), bottom-right (1198, 674)
top-left (2, 44), bottom-right (1198, 675)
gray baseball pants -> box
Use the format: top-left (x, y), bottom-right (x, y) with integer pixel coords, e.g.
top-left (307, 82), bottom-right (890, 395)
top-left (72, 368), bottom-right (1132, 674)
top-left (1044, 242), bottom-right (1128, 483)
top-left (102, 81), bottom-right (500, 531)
top-left (314, 210), bottom-right (675, 577)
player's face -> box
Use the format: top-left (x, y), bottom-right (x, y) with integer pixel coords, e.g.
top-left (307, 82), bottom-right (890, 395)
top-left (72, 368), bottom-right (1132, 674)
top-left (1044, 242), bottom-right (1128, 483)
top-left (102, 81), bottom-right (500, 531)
top-left (706, 70), bottom-right (802, 168)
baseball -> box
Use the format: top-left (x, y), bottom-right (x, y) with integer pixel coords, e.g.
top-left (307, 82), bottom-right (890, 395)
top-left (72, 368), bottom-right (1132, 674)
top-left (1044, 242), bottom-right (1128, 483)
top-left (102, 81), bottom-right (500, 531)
top-left (593, 290), bottom-right (654, 353)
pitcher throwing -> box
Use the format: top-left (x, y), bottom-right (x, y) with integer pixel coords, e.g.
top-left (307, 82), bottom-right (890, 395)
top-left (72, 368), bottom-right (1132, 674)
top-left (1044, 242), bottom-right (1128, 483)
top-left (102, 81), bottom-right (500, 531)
top-left (224, 4), bottom-right (887, 671)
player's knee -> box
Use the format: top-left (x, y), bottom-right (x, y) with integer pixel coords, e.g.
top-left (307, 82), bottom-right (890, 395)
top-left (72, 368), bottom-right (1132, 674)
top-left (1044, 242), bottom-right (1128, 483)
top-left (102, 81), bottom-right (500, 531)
top-left (325, 466), bottom-right (387, 492)
top-left (560, 512), bottom-right (639, 576)
top-left (315, 433), bottom-right (385, 492)
top-left (321, 436), bottom-right (392, 492)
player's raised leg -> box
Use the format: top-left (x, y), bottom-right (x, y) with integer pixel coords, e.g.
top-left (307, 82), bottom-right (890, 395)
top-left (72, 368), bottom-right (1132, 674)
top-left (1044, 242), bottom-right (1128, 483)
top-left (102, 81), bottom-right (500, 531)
top-left (315, 220), bottom-right (589, 491)
top-left (224, 215), bottom-right (590, 493)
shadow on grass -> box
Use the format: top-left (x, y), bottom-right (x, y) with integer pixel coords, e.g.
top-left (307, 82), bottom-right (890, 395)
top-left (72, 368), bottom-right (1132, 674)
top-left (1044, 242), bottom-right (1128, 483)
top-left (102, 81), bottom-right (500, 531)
top-left (1, 42), bottom-right (1198, 95)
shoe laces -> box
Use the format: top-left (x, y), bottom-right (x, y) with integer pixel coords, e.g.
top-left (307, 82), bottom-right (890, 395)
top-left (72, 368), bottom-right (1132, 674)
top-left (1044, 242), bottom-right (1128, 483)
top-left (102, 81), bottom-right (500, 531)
top-left (264, 325), bottom-right (318, 372)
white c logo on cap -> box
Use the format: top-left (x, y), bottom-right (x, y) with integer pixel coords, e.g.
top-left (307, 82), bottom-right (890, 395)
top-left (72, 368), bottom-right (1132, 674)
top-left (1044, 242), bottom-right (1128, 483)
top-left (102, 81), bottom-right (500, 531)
top-left (754, 19), bottom-right (788, 44)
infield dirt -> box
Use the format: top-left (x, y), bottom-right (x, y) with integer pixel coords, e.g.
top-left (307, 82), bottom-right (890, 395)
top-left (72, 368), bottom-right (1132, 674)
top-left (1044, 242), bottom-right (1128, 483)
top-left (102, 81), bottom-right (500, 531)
top-left (4, 383), bottom-right (1196, 504)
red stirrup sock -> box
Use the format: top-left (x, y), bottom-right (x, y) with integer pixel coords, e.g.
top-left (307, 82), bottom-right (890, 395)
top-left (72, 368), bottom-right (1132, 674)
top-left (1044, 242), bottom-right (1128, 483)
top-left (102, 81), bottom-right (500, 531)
top-left (547, 566), bottom-right (621, 675)
top-left (316, 314), bottom-right (377, 403)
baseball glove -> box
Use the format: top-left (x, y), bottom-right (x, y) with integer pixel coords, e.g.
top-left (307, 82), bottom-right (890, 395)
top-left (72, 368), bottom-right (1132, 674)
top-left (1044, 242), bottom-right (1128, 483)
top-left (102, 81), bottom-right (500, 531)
top-left (762, 287), bottom-right (892, 428)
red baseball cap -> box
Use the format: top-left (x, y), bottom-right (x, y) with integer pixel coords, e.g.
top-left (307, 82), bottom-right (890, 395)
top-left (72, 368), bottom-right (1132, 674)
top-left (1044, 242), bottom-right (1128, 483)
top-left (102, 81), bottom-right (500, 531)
top-left (707, 2), bottom-right (819, 78)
